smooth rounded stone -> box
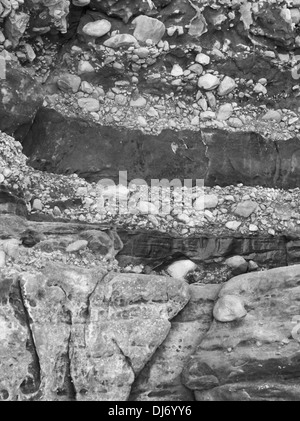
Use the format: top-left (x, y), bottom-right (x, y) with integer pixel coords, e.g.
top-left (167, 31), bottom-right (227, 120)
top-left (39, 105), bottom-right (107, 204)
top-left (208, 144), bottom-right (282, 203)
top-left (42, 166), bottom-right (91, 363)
top-left (171, 64), bottom-right (183, 77)
top-left (225, 256), bottom-right (248, 275)
top-left (32, 198), bottom-right (43, 211)
top-left (78, 98), bottom-right (100, 112)
top-left (198, 74), bottom-right (220, 90)
top-left (103, 34), bottom-right (138, 49)
top-left (0, 174), bottom-right (4, 183)
top-left (0, 250), bottom-right (5, 268)
top-left (189, 63), bottom-right (203, 75)
top-left (225, 221), bottom-right (241, 231)
top-left (262, 110), bottom-right (282, 123)
top-left (134, 47), bottom-right (149, 58)
top-left (217, 76), bottom-right (236, 96)
top-left (80, 81), bottom-right (94, 94)
top-left (195, 53), bottom-right (210, 65)
top-left (204, 194), bottom-right (219, 209)
top-left (57, 73), bottom-right (81, 93)
top-left (213, 294), bottom-right (247, 322)
top-left (233, 200), bottom-right (258, 218)
top-left (66, 240), bottom-right (88, 253)
top-left (100, 185), bottom-right (129, 199)
top-left (137, 116), bottom-right (147, 127)
top-left (167, 259), bottom-right (197, 281)
top-left (132, 15), bottom-right (165, 45)
top-left (253, 83), bottom-right (267, 94)
top-left (217, 103), bottom-right (233, 121)
top-left (249, 224), bottom-right (258, 232)
top-left (82, 20), bottom-right (111, 38)
top-left (138, 201), bottom-right (159, 215)
top-left (228, 117), bottom-right (243, 128)
top-left (130, 96), bottom-right (147, 107)
top-left (177, 213), bottom-right (190, 224)
top-left (78, 60), bottom-right (95, 74)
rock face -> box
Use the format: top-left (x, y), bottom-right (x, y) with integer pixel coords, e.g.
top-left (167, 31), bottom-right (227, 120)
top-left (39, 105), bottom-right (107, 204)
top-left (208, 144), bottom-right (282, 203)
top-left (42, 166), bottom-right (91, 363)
top-left (0, 263), bottom-right (190, 401)
top-left (130, 284), bottom-right (221, 401)
top-left (183, 265), bottom-right (300, 401)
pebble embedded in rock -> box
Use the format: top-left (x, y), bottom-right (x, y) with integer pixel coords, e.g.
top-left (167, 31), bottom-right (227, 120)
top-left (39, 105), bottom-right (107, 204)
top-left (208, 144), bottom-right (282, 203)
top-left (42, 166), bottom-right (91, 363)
top-left (213, 294), bottom-right (247, 322)
top-left (167, 259), bottom-right (197, 281)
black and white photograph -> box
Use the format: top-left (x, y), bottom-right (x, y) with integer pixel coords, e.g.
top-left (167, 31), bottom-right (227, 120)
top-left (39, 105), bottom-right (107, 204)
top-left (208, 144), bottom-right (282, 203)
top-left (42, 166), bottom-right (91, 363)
top-left (1, 0), bottom-right (300, 406)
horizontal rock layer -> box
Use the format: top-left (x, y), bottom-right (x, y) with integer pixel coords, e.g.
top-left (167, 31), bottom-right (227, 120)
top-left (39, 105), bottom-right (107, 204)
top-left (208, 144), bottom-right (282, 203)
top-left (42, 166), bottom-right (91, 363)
top-left (20, 107), bottom-right (300, 190)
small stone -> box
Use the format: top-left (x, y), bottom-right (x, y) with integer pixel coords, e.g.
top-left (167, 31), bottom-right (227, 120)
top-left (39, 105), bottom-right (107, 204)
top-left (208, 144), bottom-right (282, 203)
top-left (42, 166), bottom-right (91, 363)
top-left (78, 98), bottom-right (100, 112)
top-left (138, 201), bottom-right (158, 215)
top-left (204, 194), bottom-right (219, 209)
top-left (137, 116), bottom-right (147, 127)
top-left (217, 103), bottom-right (233, 121)
top-left (66, 240), bottom-right (88, 253)
top-left (104, 34), bottom-right (138, 49)
top-left (32, 199), bottom-right (43, 211)
top-left (198, 74), bottom-right (220, 90)
top-left (132, 15), bottom-right (165, 45)
top-left (195, 53), bottom-right (210, 65)
top-left (262, 110), bottom-right (282, 123)
top-left (171, 64), bottom-right (184, 77)
top-left (226, 221), bottom-right (242, 231)
top-left (213, 295), bottom-right (247, 322)
top-left (57, 73), bottom-right (81, 93)
top-left (130, 96), bottom-right (147, 107)
top-left (233, 201), bottom-right (258, 218)
top-left (78, 60), bottom-right (95, 74)
top-left (167, 259), bottom-right (197, 281)
top-left (82, 19), bottom-right (111, 38)
top-left (225, 255), bottom-right (248, 275)
top-left (218, 76), bottom-right (236, 96)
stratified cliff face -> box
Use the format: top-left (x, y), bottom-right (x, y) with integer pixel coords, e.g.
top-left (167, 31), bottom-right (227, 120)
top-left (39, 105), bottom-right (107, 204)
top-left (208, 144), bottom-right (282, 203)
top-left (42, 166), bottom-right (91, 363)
top-left (2, 0), bottom-right (300, 402)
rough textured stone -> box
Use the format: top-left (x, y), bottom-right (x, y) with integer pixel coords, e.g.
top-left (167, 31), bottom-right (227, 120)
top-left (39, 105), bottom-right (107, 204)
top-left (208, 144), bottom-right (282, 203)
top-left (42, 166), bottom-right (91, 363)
top-left (1, 263), bottom-right (190, 401)
top-left (132, 15), bottom-right (165, 45)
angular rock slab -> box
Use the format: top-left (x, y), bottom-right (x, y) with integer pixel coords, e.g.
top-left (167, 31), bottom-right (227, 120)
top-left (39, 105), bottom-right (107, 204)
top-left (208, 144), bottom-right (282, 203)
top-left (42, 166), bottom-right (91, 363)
top-left (72, 272), bottom-right (190, 401)
top-left (183, 265), bottom-right (300, 401)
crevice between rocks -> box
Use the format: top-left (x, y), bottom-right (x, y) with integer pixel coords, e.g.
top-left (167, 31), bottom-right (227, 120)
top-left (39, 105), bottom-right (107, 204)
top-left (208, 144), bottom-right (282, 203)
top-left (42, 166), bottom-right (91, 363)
top-left (17, 278), bottom-right (41, 397)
